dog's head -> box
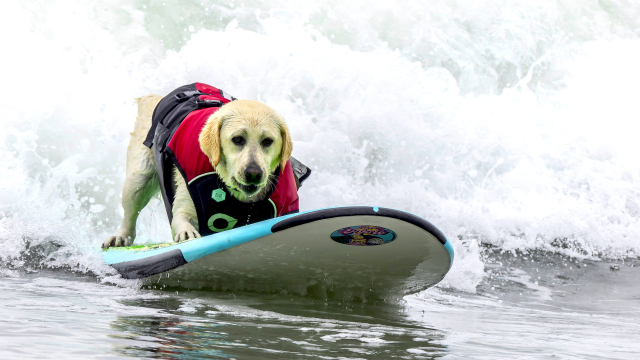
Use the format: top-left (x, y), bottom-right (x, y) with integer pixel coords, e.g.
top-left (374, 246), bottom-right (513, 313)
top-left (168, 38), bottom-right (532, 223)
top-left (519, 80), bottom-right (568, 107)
top-left (199, 100), bottom-right (293, 203)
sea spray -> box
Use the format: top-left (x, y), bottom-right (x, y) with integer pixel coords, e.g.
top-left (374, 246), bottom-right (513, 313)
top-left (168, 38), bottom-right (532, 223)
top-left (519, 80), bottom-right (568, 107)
top-left (0, 0), bottom-right (639, 294)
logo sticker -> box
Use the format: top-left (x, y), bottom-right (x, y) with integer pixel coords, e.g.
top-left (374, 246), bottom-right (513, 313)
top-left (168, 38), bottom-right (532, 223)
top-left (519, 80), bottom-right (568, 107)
top-left (330, 225), bottom-right (397, 246)
top-left (212, 189), bottom-right (226, 202)
top-left (208, 213), bottom-right (237, 232)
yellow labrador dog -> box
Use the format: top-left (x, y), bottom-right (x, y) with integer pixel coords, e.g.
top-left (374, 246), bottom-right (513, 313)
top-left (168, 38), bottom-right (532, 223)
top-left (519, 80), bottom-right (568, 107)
top-left (102, 83), bottom-right (299, 249)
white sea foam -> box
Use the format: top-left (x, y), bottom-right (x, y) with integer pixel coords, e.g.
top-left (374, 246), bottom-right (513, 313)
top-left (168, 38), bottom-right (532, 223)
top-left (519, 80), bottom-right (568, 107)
top-left (1, 0), bottom-right (639, 292)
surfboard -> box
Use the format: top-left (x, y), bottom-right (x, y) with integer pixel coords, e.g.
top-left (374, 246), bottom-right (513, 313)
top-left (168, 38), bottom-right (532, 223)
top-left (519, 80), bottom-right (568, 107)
top-left (103, 206), bottom-right (454, 301)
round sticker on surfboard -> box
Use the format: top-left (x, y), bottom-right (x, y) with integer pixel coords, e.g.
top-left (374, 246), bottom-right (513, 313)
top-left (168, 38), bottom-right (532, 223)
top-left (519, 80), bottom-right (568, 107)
top-left (330, 225), bottom-right (397, 246)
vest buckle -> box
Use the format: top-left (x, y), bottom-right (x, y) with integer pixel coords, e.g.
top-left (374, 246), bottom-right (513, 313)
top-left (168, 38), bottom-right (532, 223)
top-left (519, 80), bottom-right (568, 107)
top-left (175, 90), bottom-right (206, 102)
top-left (196, 99), bottom-right (224, 109)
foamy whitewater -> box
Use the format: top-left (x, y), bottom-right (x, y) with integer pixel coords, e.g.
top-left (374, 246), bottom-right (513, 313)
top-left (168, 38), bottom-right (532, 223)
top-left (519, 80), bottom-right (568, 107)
top-left (1, 1), bottom-right (639, 359)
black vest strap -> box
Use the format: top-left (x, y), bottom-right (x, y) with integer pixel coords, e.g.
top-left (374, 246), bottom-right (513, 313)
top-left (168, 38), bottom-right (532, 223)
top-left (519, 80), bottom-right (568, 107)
top-left (144, 83), bottom-right (198, 148)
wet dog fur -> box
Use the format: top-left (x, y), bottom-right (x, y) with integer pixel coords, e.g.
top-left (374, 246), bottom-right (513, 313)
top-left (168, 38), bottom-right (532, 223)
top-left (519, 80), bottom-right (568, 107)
top-left (102, 95), bottom-right (292, 248)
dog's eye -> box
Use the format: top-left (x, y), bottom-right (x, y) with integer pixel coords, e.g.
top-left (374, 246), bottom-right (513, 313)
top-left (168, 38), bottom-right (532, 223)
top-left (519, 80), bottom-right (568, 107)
top-left (261, 138), bottom-right (273, 147)
top-left (232, 136), bottom-right (245, 146)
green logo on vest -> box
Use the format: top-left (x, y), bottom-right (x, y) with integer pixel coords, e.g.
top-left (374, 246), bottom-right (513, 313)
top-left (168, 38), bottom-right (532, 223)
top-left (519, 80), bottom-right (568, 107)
top-left (207, 213), bottom-right (238, 232)
top-left (211, 189), bottom-right (226, 202)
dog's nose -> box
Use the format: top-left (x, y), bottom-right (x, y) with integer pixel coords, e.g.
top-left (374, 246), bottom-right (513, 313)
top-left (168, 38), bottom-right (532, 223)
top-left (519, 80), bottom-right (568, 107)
top-left (244, 164), bottom-right (263, 184)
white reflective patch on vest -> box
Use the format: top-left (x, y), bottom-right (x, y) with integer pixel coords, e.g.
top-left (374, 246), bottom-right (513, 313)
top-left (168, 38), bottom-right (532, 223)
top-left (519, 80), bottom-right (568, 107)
top-left (219, 89), bottom-right (235, 101)
top-left (207, 213), bottom-right (238, 232)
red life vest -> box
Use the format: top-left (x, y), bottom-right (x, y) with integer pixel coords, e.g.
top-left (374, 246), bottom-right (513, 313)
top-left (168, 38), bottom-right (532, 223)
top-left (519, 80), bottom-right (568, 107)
top-left (144, 83), bottom-right (304, 236)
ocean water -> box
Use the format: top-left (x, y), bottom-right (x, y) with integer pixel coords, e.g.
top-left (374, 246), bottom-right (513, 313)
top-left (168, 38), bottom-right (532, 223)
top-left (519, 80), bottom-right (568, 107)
top-left (1, 0), bottom-right (640, 358)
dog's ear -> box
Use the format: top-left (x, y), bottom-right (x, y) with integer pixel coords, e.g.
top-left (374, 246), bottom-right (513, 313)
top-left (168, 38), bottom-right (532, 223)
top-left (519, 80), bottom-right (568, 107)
top-left (279, 120), bottom-right (293, 173)
top-left (199, 113), bottom-right (224, 168)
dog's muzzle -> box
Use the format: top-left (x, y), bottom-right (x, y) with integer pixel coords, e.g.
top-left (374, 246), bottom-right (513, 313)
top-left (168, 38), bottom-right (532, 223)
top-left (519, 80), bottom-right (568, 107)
top-left (244, 164), bottom-right (263, 184)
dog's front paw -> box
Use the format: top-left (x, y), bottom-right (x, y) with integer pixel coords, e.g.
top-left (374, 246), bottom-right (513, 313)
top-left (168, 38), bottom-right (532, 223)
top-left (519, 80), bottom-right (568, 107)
top-left (102, 235), bottom-right (133, 249)
top-left (174, 229), bottom-right (201, 243)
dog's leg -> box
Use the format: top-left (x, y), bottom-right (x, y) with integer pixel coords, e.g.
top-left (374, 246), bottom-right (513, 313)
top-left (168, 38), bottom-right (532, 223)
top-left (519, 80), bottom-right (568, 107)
top-left (102, 95), bottom-right (162, 249)
top-left (103, 156), bottom-right (159, 248)
top-left (171, 166), bottom-right (201, 242)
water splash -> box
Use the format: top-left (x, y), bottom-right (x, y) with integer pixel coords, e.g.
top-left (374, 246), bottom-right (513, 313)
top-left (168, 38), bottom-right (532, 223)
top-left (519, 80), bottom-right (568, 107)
top-left (1, 0), bottom-right (639, 293)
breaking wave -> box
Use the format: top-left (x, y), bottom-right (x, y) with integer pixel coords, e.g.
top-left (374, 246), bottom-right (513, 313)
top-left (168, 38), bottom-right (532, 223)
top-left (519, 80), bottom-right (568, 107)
top-left (1, 0), bottom-right (639, 292)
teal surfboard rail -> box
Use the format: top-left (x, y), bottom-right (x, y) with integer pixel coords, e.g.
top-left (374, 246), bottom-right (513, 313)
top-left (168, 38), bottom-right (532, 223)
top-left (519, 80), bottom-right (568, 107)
top-left (103, 210), bottom-right (301, 265)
